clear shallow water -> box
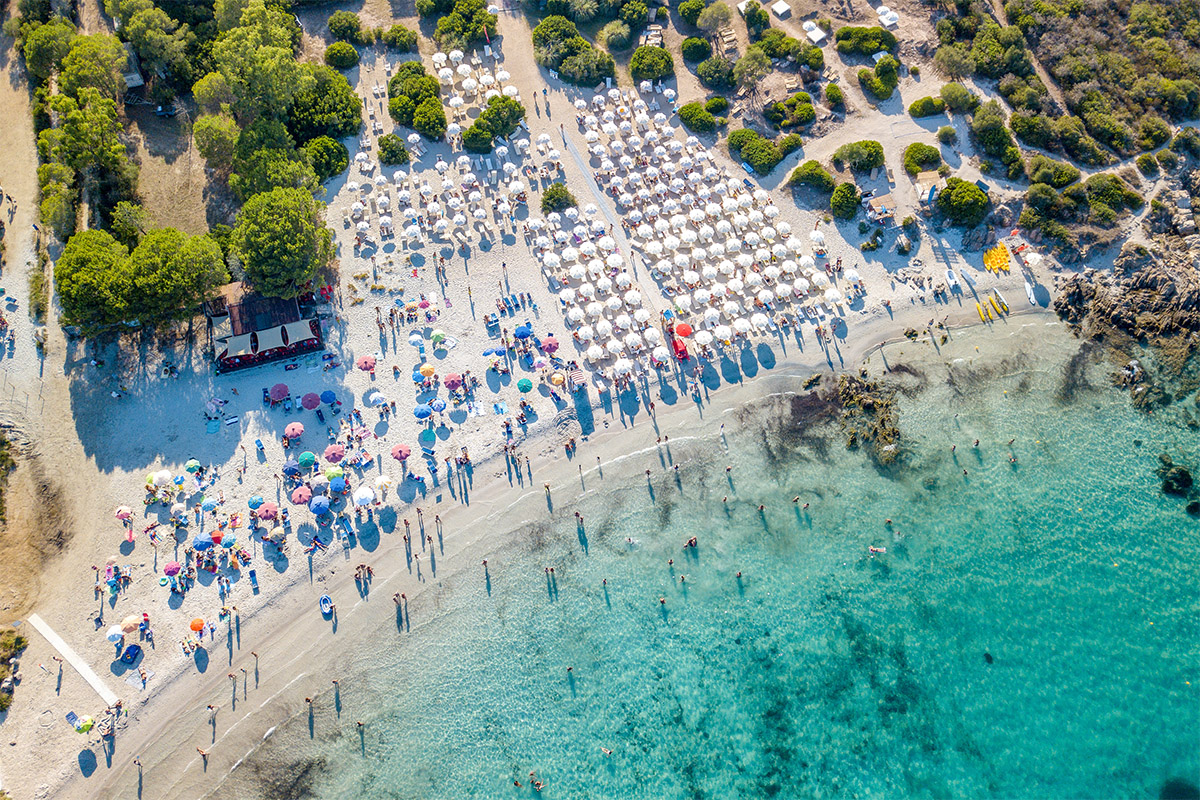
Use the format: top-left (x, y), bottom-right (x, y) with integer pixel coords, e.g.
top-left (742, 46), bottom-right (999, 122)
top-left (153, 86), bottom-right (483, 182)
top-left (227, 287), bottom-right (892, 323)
top-left (223, 323), bottom-right (1199, 800)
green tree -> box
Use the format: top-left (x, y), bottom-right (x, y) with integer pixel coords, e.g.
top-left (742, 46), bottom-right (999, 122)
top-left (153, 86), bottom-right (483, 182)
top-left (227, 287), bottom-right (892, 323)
top-left (326, 11), bottom-right (363, 42)
top-left (733, 46), bottom-right (770, 91)
top-left (462, 123), bottom-right (495, 153)
top-left (304, 136), bottom-right (349, 180)
top-left (193, 72), bottom-right (235, 113)
top-left (541, 182), bottom-right (576, 213)
top-left (742, 0), bottom-right (769, 36)
top-left (381, 25), bottom-right (418, 51)
top-left (110, 200), bottom-right (147, 248)
top-left (679, 102), bottom-right (716, 132)
top-left (682, 36), bottom-right (711, 62)
top-left (213, 0), bottom-right (250, 32)
top-left (597, 20), bottom-right (631, 51)
top-left (22, 16), bottom-right (76, 82)
top-left (231, 187), bottom-right (333, 297)
top-left (125, 6), bottom-right (191, 76)
top-left (434, 0), bottom-right (497, 50)
top-left (832, 139), bottom-right (884, 171)
top-left (830, 182), bottom-right (860, 218)
top-left (412, 96), bottom-right (448, 139)
top-left (211, 0), bottom-right (310, 121)
top-left (696, 1), bottom-right (732, 34)
top-left (630, 46), bottom-right (674, 80)
top-left (908, 96), bottom-right (945, 117)
top-left (126, 228), bottom-right (229, 320)
top-left (41, 89), bottom-right (128, 180)
top-left (902, 141), bottom-right (941, 174)
top-left (933, 43), bottom-right (973, 78)
top-left (229, 148), bottom-right (319, 201)
top-left (287, 64), bottom-right (363, 143)
top-left (697, 57), bottom-right (733, 88)
top-left (789, 160), bottom-right (835, 192)
top-left (680, 0), bottom-right (705, 25)
top-left (54, 229), bottom-right (131, 330)
top-left (324, 41), bottom-right (359, 69)
top-left (937, 177), bottom-right (989, 226)
top-left (378, 134), bottom-right (410, 164)
top-left (619, 0), bottom-right (648, 28)
top-left (194, 113), bottom-right (239, 170)
top-left (939, 82), bottom-right (978, 112)
top-left (824, 83), bottom-right (843, 107)
top-left (60, 33), bottom-right (127, 100)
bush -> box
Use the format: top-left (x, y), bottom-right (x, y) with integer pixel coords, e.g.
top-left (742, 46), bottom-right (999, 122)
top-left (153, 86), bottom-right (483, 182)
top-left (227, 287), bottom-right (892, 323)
top-left (779, 133), bottom-right (803, 156)
top-left (858, 54), bottom-right (898, 100)
top-left (381, 25), bottom-right (418, 51)
top-left (727, 129), bottom-right (783, 175)
top-left (934, 43), bottom-right (974, 79)
top-left (705, 96), bottom-right (729, 114)
top-left (1135, 153), bottom-right (1158, 177)
top-left (1084, 173), bottom-right (1143, 213)
top-left (1027, 154), bottom-right (1079, 189)
top-left (1156, 148), bottom-right (1179, 171)
top-left (680, 0), bottom-right (705, 25)
top-left (412, 96), bottom-right (447, 139)
top-left (324, 42), bottom-right (359, 69)
top-left (971, 100), bottom-right (1024, 178)
top-left (620, 0), bottom-right (649, 27)
top-left (541, 182), bottom-right (576, 213)
top-left (288, 64), bottom-right (363, 143)
top-left (629, 46), bottom-right (673, 80)
top-left (1010, 111), bottom-right (1056, 149)
top-left (462, 124), bottom-right (494, 152)
top-left (304, 136), bottom-right (349, 180)
top-left (940, 82), bottom-right (978, 113)
top-left (679, 102), bottom-right (717, 133)
top-left (834, 26), bottom-right (897, 56)
top-left (830, 182), bottom-right (860, 218)
top-left (824, 83), bottom-right (843, 107)
top-left (696, 57), bottom-right (734, 89)
top-left (832, 140), bottom-right (884, 172)
top-left (1138, 115), bottom-right (1172, 152)
top-left (327, 11), bottom-right (364, 43)
top-left (434, 0), bottom-right (498, 50)
top-left (937, 125), bottom-right (956, 144)
top-left (597, 20), bottom-right (631, 51)
top-left (764, 92), bottom-right (815, 129)
top-left (903, 142), bottom-right (941, 175)
top-left (743, 0), bottom-right (769, 36)
top-left (568, 0), bottom-right (599, 21)
top-left (378, 134), bottom-right (410, 165)
top-left (790, 160), bottom-right (834, 192)
top-left (682, 36), bottom-right (712, 62)
top-left (908, 96), bottom-right (945, 117)
top-left (533, 16), bottom-right (615, 86)
top-left (937, 177), bottom-right (989, 226)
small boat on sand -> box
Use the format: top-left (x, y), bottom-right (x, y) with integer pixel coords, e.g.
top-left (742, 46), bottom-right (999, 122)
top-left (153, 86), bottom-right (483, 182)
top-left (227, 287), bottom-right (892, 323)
top-left (319, 595), bottom-right (333, 615)
top-left (1024, 280), bottom-right (1037, 306)
top-left (946, 270), bottom-right (960, 290)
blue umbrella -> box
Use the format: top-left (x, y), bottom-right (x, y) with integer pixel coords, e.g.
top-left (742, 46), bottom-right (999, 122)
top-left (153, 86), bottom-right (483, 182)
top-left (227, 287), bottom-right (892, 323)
top-left (320, 390), bottom-right (337, 404)
top-left (514, 325), bottom-right (533, 339)
top-left (309, 496), bottom-right (331, 515)
top-left (201, 498), bottom-right (218, 512)
top-left (483, 347), bottom-right (506, 357)
top-left (430, 398), bottom-right (447, 412)
top-left (193, 533), bottom-right (214, 551)
top-left (414, 404), bottom-right (433, 419)
top-left (368, 392), bottom-right (387, 406)
top-left (330, 477), bottom-right (347, 493)
top-left (248, 496), bottom-right (264, 509)
top-left (282, 457), bottom-right (301, 476)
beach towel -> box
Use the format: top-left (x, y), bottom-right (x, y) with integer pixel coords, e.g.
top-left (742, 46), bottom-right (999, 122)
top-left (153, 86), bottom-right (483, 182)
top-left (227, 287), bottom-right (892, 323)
top-left (206, 420), bottom-right (220, 434)
top-left (225, 416), bottom-right (239, 426)
top-left (493, 402), bottom-right (508, 414)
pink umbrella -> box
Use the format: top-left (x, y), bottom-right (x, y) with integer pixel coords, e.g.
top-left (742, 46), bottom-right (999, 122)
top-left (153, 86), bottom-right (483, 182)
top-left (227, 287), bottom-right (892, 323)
top-left (269, 383), bottom-right (289, 401)
top-left (291, 485), bottom-right (312, 504)
top-left (356, 356), bottom-right (376, 371)
top-left (391, 444), bottom-right (411, 461)
top-left (443, 373), bottom-right (463, 389)
top-left (418, 300), bottom-right (431, 309)
top-left (163, 561), bottom-right (182, 576)
top-left (285, 422), bottom-right (304, 438)
top-left (324, 444), bottom-right (346, 462)
top-left (115, 506), bottom-right (132, 520)
top-left (542, 337), bottom-right (560, 353)
top-left (300, 392), bottom-right (321, 409)
top-left (256, 502), bottom-right (279, 520)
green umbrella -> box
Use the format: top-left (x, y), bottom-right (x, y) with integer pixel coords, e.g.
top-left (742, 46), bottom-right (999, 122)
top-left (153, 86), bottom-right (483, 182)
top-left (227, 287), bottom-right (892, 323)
top-left (185, 458), bottom-right (202, 473)
top-left (325, 465), bottom-right (344, 479)
top-left (298, 451), bottom-right (316, 468)
top-left (517, 378), bottom-right (533, 393)
top-left (431, 329), bottom-right (446, 344)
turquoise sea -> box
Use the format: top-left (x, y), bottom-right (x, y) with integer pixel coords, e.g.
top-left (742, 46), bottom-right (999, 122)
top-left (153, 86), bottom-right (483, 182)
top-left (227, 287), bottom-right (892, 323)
top-left (221, 321), bottom-right (1199, 799)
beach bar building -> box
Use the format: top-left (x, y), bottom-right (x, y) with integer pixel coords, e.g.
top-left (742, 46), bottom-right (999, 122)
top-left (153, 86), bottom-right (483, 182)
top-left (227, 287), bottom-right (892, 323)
top-left (205, 283), bottom-right (323, 374)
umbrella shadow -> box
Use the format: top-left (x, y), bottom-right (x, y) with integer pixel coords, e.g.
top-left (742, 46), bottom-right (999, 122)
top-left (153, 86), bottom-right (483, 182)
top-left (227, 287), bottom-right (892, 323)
top-left (356, 520), bottom-right (381, 552)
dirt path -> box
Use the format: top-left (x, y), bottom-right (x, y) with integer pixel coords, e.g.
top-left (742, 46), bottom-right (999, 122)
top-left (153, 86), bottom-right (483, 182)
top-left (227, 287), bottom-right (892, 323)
top-left (75, 0), bottom-right (112, 35)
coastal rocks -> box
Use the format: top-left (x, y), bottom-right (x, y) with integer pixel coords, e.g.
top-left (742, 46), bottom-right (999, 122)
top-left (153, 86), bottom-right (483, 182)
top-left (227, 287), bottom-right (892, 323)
top-left (836, 375), bottom-right (902, 466)
top-left (1156, 455), bottom-right (1193, 497)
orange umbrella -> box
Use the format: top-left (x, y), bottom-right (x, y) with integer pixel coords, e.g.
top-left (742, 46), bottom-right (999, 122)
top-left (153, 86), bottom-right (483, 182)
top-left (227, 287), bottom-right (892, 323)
top-left (121, 614), bottom-right (141, 633)
top-left (189, 618), bottom-right (205, 632)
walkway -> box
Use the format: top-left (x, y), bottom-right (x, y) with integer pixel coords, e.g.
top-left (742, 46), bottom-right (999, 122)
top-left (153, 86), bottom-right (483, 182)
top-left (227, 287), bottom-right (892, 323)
top-left (27, 614), bottom-right (120, 706)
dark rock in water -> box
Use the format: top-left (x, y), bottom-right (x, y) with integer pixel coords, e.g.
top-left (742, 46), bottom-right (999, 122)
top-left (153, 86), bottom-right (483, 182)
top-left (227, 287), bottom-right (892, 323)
top-left (1161, 466), bottom-right (1193, 496)
top-left (1133, 439), bottom-right (1142, 447)
top-left (1160, 778), bottom-right (1200, 800)
top-left (983, 652), bottom-right (993, 665)
top-left (1187, 500), bottom-right (1200, 516)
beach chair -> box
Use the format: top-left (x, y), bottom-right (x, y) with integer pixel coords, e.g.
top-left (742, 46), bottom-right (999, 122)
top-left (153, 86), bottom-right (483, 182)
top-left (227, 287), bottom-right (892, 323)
top-left (485, 157), bottom-right (494, 172)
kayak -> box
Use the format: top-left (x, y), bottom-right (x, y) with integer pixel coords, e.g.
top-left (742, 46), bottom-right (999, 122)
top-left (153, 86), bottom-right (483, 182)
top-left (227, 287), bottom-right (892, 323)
top-left (319, 594), bottom-right (332, 615)
top-left (988, 296), bottom-right (1003, 316)
top-left (977, 302), bottom-right (987, 322)
top-left (1025, 280), bottom-right (1036, 306)
top-left (946, 270), bottom-right (960, 290)
top-left (994, 289), bottom-right (1010, 312)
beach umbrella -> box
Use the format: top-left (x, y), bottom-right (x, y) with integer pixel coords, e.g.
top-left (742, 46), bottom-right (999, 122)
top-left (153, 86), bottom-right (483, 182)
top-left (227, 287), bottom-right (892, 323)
top-left (221, 535), bottom-right (237, 549)
top-left (248, 495), bottom-right (264, 510)
top-left (268, 527), bottom-right (285, 544)
top-left (301, 393), bottom-right (321, 410)
top-left (391, 444), bottom-right (411, 461)
top-left (298, 451), bottom-right (316, 469)
top-left (353, 487), bottom-right (375, 506)
top-left (444, 373), bottom-right (463, 389)
top-left (330, 477), bottom-right (348, 494)
top-left (375, 475), bottom-right (394, 492)
top-left (430, 398), bottom-right (447, 413)
top-left (324, 465), bottom-right (344, 480)
top-left (586, 344), bottom-right (604, 361)
top-left (115, 506), bottom-right (132, 520)
top-left (193, 533), bottom-right (214, 551)
top-left (417, 363), bottom-right (435, 379)
top-left (311, 475), bottom-right (330, 494)
top-left (164, 561), bottom-right (182, 576)
top-left (694, 330), bottom-right (714, 346)
top-left (414, 404), bottom-right (433, 420)
top-left (152, 469), bottom-right (173, 486)
top-left (320, 390), bottom-right (337, 405)
top-left (652, 345), bottom-right (671, 362)
top-left (201, 498), bottom-right (218, 512)
top-left (517, 378), bottom-right (534, 393)
top-left (190, 618), bottom-right (205, 632)
top-left (675, 323), bottom-right (693, 337)
top-left (752, 313), bottom-right (770, 329)
top-left (285, 422), bottom-right (304, 438)
top-left (368, 391), bottom-right (387, 407)
top-left (357, 355), bottom-right (377, 371)
top-left (309, 496), bottom-right (331, 515)
top-left (542, 337), bottom-right (560, 353)
top-left (256, 502), bottom-right (278, 520)
top-left (324, 444), bottom-right (345, 462)
top-left (291, 486), bottom-right (312, 505)
top-left (105, 625), bottom-right (124, 643)
top-left (514, 324), bottom-right (533, 340)
top-left (270, 383), bottom-right (289, 401)
top-left (184, 458), bottom-right (202, 473)
top-left (120, 614), bottom-right (141, 634)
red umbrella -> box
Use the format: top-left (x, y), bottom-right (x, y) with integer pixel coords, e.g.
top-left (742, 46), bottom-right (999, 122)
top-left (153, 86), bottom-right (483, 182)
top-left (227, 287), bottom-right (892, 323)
top-left (356, 356), bottom-right (376, 371)
top-left (542, 337), bottom-right (560, 353)
top-left (391, 444), bottom-right (411, 461)
top-left (675, 323), bottom-right (693, 338)
top-left (324, 444), bottom-right (346, 462)
top-left (300, 392), bottom-right (321, 409)
top-left (285, 422), bottom-right (304, 438)
top-left (256, 502), bottom-right (278, 520)
top-left (291, 485), bottom-right (313, 504)
top-left (443, 373), bottom-right (463, 389)
top-left (269, 383), bottom-right (289, 401)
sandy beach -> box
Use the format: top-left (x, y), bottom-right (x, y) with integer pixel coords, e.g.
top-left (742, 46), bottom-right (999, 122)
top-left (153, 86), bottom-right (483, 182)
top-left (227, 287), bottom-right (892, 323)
top-left (0, 8), bottom-right (1065, 799)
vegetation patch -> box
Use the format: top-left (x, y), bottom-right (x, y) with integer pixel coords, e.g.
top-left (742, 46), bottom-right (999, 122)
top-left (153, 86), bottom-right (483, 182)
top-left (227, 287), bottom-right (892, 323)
top-left (532, 16), bottom-right (615, 87)
top-left (903, 142), bottom-right (942, 175)
top-left (789, 160), bottom-right (835, 193)
top-left (834, 26), bottom-right (898, 57)
top-left (937, 177), bottom-right (990, 227)
top-left (727, 128), bottom-right (784, 175)
top-left (765, 92), bottom-right (815, 129)
top-left (542, 182), bottom-right (577, 214)
top-left (832, 140), bottom-right (884, 172)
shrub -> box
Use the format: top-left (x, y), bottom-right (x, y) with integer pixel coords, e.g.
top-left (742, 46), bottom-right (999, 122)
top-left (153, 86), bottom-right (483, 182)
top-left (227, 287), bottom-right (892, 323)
top-left (834, 26), bottom-right (897, 57)
top-left (779, 133), bottom-right (803, 156)
top-left (705, 96), bottom-right (728, 114)
top-left (764, 92), bottom-right (815, 129)
top-left (412, 96), bottom-right (447, 139)
top-left (1156, 148), bottom-right (1179, 171)
top-left (1027, 154), bottom-right (1079, 189)
top-left (727, 129), bottom-right (783, 174)
top-left (304, 136), bottom-right (349, 180)
top-left (381, 25), bottom-right (418, 51)
top-left (1135, 153), bottom-right (1158, 177)
top-left (378, 134), bottom-right (410, 165)
top-left (327, 11), bottom-right (364, 43)
top-left (933, 43), bottom-right (974, 78)
top-left (824, 83), bottom-right (843, 107)
top-left (1010, 111), bottom-right (1056, 149)
top-left (743, 0), bottom-right (769, 36)
top-left (971, 100), bottom-right (1024, 178)
top-left (908, 96), bottom-right (945, 118)
top-left (533, 16), bottom-right (615, 86)
top-left (629, 46), bottom-right (673, 80)
top-left (790, 160), bottom-right (834, 192)
top-left (682, 36), bottom-right (711, 62)
top-left (597, 20), bottom-right (631, 51)
top-left (1084, 173), bottom-right (1143, 213)
top-left (462, 124), bottom-right (494, 152)
top-left (620, 0), bottom-right (649, 27)
top-left (680, 0), bottom-right (705, 25)
top-left (832, 139), bottom-right (884, 171)
top-left (1053, 116), bottom-right (1110, 166)
top-left (830, 182), bottom-right (860, 218)
top-left (696, 1), bottom-right (733, 33)
top-left (939, 82), bottom-right (978, 113)
top-left (937, 125), bottom-right (956, 144)
top-left (324, 42), bottom-right (359, 69)
top-left (568, 0), bottom-right (599, 22)
top-left (434, 0), bottom-right (498, 50)
top-left (679, 102), bottom-right (716, 133)
top-left (696, 57), bottom-right (734, 89)
top-left (858, 54), bottom-right (899, 100)
top-left (937, 177), bottom-right (989, 226)
top-left (1138, 115), bottom-right (1172, 151)
top-left (542, 182), bottom-right (576, 213)
top-left (903, 142), bottom-right (941, 175)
